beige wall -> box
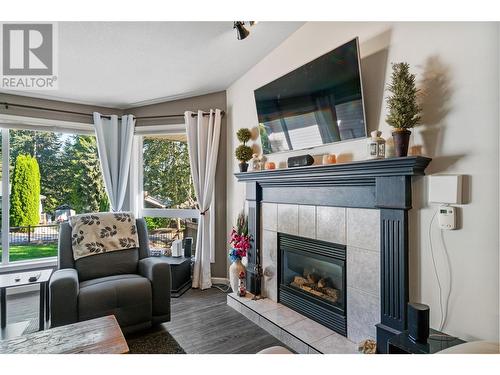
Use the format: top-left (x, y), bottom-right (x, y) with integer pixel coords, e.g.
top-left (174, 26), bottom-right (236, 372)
top-left (0, 93), bottom-right (121, 124)
top-left (226, 22), bottom-right (499, 341)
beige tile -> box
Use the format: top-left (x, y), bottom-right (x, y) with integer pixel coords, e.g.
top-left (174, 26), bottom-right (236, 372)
top-left (284, 317), bottom-right (334, 344)
top-left (347, 246), bottom-right (380, 297)
top-left (262, 230), bottom-right (278, 301)
top-left (226, 295), bottom-right (242, 313)
top-left (347, 208), bottom-right (380, 251)
top-left (244, 297), bottom-right (280, 314)
top-left (239, 304), bottom-right (260, 324)
top-left (277, 204), bottom-right (299, 235)
top-left (258, 316), bottom-right (282, 340)
top-left (298, 205), bottom-right (316, 239)
top-left (279, 331), bottom-right (308, 354)
top-left (261, 306), bottom-right (306, 327)
top-left (262, 202), bottom-right (278, 231)
top-left (347, 287), bottom-right (380, 343)
top-left (316, 206), bottom-right (346, 244)
top-left (311, 333), bottom-right (358, 354)
top-left (307, 346), bottom-right (321, 354)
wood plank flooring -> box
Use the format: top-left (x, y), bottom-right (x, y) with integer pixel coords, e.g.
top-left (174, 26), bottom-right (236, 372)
top-left (5, 287), bottom-right (285, 354)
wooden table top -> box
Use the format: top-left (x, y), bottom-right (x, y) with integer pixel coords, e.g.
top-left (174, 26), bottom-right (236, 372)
top-left (0, 315), bottom-right (129, 354)
top-left (0, 269), bottom-right (53, 288)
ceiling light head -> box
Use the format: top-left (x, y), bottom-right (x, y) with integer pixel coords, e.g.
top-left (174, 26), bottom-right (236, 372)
top-left (233, 21), bottom-right (250, 40)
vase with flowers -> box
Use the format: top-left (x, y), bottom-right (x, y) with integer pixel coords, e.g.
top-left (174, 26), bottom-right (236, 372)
top-left (229, 211), bottom-right (251, 293)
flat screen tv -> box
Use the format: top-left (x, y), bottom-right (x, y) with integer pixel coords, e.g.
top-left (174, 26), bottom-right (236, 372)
top-left (254, 38), bottom-right (367, 155)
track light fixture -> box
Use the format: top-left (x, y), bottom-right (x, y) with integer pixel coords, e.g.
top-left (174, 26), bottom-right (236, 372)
top-left (233, 21), bottom-right (258, 40)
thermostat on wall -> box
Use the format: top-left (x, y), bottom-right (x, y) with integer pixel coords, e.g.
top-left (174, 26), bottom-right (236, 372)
top-left (438, 205), bottom-right (456, 230)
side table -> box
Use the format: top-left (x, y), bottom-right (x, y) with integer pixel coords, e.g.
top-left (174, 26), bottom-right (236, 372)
top-left (162, 256), bottom-right (192, 297)
top-left (387, 328), bottom-right (466, 354)
top-left (0, 269), bottom-right (53, 338)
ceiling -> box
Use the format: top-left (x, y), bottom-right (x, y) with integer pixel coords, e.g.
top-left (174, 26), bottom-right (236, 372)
top-left (1, 22), bottom-right (304, 108)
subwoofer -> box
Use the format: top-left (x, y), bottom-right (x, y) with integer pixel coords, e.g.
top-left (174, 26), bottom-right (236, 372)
top-left (408, 302), bottom-right (430, 343)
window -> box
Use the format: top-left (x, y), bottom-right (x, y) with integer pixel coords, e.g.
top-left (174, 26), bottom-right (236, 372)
top-left (139, 134), bottom-right (198, 256)
top-left (0, 127), bottom-right (108, 265)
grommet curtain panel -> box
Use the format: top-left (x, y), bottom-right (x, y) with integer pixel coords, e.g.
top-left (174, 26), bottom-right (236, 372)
top-left (93, 112), bottom-right (135, 212)
top-left (185, 109), bottom-right (222, 290)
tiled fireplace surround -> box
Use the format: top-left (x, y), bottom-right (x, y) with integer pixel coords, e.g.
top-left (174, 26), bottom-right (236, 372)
top-left (228, 203), bottom-right (380, 353)
top-left (228, 157), bottom-right (432, 353)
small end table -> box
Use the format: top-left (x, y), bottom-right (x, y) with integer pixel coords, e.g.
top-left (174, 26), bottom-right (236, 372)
top-left (387, 328), bottom-right (466, 354)
top-left (162, 256), bottom-right (192, 298)
top-left (0, 269), bottom-right (53, 337)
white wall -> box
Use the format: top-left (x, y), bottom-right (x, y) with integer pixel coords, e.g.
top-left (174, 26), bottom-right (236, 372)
top-left (226, 22), bottom-right (499, 341)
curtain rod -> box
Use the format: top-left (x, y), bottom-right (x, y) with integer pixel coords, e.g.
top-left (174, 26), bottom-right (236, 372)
top-left (0, 102), bottom-right (225, 121)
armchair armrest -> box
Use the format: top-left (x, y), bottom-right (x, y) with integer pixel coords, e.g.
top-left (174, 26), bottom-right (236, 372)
top-left (138, 257), bottom-right (171, 317)
top-left (49, 268), bottom-right (79, 328)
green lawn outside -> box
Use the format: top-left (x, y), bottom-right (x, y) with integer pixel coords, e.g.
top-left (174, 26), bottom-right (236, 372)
top-left (1, 243), bottom-right (58, 262)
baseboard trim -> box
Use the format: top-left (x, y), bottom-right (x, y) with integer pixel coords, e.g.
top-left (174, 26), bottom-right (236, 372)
top-left (211, 277), bottom-right (229, 285)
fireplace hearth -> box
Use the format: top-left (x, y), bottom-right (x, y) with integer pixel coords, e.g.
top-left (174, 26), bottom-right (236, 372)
top-left (278, 233), bottom-right (347, 336)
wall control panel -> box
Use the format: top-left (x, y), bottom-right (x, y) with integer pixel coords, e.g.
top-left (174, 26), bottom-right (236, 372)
top-left (438, 205), bottom-right (456, 230)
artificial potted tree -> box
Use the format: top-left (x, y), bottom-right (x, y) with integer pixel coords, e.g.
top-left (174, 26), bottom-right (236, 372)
top-left (235, 128), bottom-right (253, 172)
top-left (386, 62), bottom-right (421, 157)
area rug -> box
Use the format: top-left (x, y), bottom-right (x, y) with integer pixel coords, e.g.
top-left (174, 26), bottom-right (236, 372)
top-left (126, 330), bottom-right (186, 354)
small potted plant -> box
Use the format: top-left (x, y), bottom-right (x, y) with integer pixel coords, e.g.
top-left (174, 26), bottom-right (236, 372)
top-left (235, 128), bottom-right (253, 172)
top-left (386, 62), bottom-right (421, 157)
top-left (228, 211), bottom-right (251, 293)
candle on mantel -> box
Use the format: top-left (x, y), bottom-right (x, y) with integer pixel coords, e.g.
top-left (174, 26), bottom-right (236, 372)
top-left (265, 162), bottom-right (276, 170)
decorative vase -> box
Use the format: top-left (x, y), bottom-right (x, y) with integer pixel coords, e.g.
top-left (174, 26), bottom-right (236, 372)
top-left (238, 162), bottom-right (248, 172)
top-left (392, 129), bottom-right (411, 157)
top-left (229, 258), bottom-right (246, 293)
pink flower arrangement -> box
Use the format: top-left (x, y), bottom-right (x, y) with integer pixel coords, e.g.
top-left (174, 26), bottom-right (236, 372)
top-left (229, 211), bottom-right (251, 262)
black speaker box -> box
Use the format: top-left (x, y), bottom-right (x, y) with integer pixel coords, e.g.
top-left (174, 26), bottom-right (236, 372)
top-left (287, 154), bottom-right (314, 168)
top-left (408, 302), bottom-right (430, 343)
top-left (183, 237), bottom-right (193, 258)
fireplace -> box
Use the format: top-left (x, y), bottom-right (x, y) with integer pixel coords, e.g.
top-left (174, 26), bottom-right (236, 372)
top-left (278, 233), bottom-right (347, 336)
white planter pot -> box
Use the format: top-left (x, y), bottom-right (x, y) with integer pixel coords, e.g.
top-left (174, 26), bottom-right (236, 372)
top-left (229, 259), bottom-right (246, 293)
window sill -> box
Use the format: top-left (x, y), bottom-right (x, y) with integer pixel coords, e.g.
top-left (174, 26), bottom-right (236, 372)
top-left (0, 257), bottom-right (57, 273)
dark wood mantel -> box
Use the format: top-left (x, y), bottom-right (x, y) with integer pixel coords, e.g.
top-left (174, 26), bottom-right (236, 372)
top-left (234, 156), bottom-right (432, 353)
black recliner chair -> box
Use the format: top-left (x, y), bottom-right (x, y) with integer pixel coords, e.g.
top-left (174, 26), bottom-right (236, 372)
top-left (49, 218), bottom-right (171, 333)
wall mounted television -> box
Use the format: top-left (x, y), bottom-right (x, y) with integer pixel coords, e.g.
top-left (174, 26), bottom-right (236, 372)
top-left (254, 37), bottom-right (367, 155)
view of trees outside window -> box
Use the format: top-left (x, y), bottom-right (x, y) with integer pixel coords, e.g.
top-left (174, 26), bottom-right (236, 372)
top-left (142, 136), bottom-right (197, 255)
top-left (3, 129), bottom-right (109, 262)
top-left (0, 130), bottom-right (197, 263)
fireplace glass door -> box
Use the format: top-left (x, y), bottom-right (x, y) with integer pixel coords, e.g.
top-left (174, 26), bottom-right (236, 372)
top-left (282, 248), bottom-right (345, 310)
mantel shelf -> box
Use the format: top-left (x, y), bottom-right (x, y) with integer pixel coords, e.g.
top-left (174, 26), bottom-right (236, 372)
top-left (234, 156), bottom-right (432, 183)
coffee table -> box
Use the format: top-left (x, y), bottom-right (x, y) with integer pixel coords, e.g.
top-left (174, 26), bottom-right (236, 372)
top-left (0, 315), bottom-right (129, 354)
top-left (0, 269), bottom-right (53, 335)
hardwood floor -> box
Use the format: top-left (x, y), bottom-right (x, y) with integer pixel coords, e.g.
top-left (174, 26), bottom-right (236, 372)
top-left (5, 287), bottom-right (286, 354)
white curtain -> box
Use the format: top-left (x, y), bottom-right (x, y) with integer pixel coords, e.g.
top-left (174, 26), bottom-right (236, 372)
top-left (93, 112), bottom-right (135, 212)
top-left (185, 109), bottom-right (222, 289)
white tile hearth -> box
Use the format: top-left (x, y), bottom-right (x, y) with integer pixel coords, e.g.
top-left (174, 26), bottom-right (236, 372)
top-left (261, 306), bottom-right (305, 327)
top-left (347, 208), bottom-right (380, 251)
top-left (316, 206), bottom-right (346, 244)
top-left (298, 205), bottom-right (316, 238)
top-left (312, 332), bottom-right (358, 354)
top-left (262, 203), bottom-right (278, 231)
top-left (227, 293), bottom-right (357, 354)
top-left (284, 317), bottom-right (334, 344)
top-left (277, 204), bottom-right (299, 235)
